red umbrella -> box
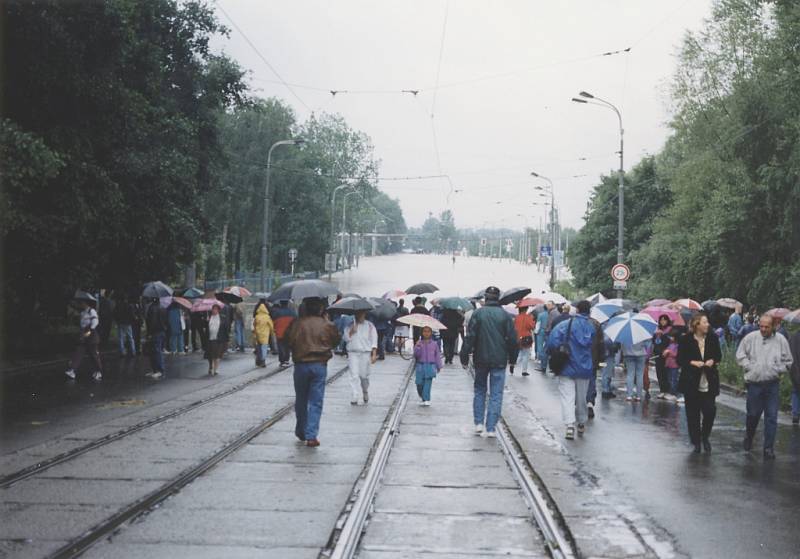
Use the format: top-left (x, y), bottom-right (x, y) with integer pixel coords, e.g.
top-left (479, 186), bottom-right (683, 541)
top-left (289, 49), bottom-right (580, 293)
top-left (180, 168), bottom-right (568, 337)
top-left (640, 306), bottom-right (685, 327)
top-left (192, 298), bottom-right (225, 313)
top-left (766, 308), bottom-right (792, 319)
top-left (172, 296), bottom-right (193, 310)
top-left (223, 286), bottom-right (252, 298)
top-left (396, 314), bottom-right (447, 331)
top-left (673, 298), bottom-right (702, 311)
top-left (382, 289), bottom-right (407, 300)
top-left (645, 298), bottom-right (672, 308)
top-left (517, 297), bottom-right (545, 308)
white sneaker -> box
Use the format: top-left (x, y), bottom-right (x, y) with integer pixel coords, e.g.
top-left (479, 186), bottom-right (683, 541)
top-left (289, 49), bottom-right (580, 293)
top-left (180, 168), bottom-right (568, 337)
top-left (65, 369), bottom-right (76, 380)
top-left (149, 372), bottom-right (163, 380)
top-left (677, 397), bottom-right (685, 404)
top-left (423, 401), bottom-right (431, 407)
top-left (92, 371), bottom-right (102, 382)
top-left (474, 424), bottom-right (484, 435)
top-left (483, 430), bottom-right (496, 438)
top-left (657, 392), bottom-right (666, 399)
top-left (665, 394), bottom-right (677, 402)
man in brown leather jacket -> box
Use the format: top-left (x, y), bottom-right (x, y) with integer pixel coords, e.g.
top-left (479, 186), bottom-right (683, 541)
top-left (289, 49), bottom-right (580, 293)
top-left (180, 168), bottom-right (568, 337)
top-left (284, 297), bottom-right (341, 447)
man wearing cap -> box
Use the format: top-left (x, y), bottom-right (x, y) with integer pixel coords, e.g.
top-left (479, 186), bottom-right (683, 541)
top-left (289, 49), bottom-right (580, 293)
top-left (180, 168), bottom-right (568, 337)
top-left (284, 298), bottom-right (341, 447)
top-left (460, 286), bottom-right (518, 437)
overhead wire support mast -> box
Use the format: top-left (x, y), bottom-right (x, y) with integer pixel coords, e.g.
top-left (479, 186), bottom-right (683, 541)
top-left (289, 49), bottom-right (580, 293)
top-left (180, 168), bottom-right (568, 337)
top-left (531, 172), bottom-right (556, 290)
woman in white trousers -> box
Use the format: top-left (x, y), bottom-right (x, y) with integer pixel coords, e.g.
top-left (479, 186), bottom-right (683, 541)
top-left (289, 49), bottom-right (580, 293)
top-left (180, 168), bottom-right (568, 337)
top-left (343, 311), bottom-right (378, 405)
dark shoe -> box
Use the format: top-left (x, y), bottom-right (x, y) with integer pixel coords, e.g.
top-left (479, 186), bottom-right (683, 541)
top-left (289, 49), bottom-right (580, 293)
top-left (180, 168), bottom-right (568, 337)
top-left (702, 439), bottom-right (711, 453)
top-left (587, 406), bottom-right (595, 419)
top-left (743, 436), bottom-right (753, 452)
top-left (692, 444), bottom-right (701, 454)
top-left (509, 365), bottom-right (515, 374)
top-left (305, 439), bottom-right (320, 448)
top-left (522, 371), bottom-right (530, 377)
top-left (763, 448), bottom-right (775, 460)
top-left (296, 435), bottom-right (305, 443)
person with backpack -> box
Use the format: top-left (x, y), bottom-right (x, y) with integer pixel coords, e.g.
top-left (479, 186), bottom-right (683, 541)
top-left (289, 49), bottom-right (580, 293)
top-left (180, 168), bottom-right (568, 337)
top-left (547, 300), bottom-right (597, 440)
top-left (512, 305), bottom-right (535, 376)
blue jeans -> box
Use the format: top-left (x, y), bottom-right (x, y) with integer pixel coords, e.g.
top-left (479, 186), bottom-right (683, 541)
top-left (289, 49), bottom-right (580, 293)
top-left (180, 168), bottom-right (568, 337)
top-left (149, 332), bottom-right (165, 373)
top-left (538, 333), bottom-right (549, 370)
top-left (234, 319), bottom-right (245, 349)
top-left (791, 387), bottom-right (800, 418)
top-left (118, 324), bottom-right (135, 355)
top-left (746, 380), bottom-right (780, 450)
top-left (473, 367), bottom-right (505, 432)
top-left (516, 346), bottom-right (532, 373)
top-left (667, 367), bottom-right (681, 397)
top-left (294, 362), bottom-right (327, 441)
top-left (258, 344), bottom-right (269, 363)
top-left (416, 379), bottom-right (433, 401)
top-left (601, 356), bottom-right (616, 393)
top-left (586, 373), bottom-right (597, 404)
top-left (624, 355), bottom-right (647, 398)
top-left (169, 331), bottom-right (182, 353)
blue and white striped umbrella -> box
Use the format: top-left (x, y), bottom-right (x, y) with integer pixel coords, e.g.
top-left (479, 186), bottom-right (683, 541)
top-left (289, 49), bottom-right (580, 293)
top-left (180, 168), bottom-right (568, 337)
top-left (603, 312), bottom-right (658, 345)
top-left (590, 302), bottom-right (625, 324)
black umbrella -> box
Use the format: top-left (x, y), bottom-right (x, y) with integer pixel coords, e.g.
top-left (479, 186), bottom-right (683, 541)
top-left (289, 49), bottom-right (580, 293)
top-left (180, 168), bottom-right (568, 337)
top-left (329, 296), bottom-right (374, 314)
top-left (142, 281), bottom-right (173, 298)
top-left (499, 286), bottom-right (531, 306)
top-left (406, 282), bottom-right (439, 295)
top-left (216, 292), bottom-right (243, 304)
top-left (701, 299), bottom-right (719, 312)
top-left (367, 297), bottom-right (396, 321)
top-left (73, 289), bottom-right (97, 303)
top-left (268, 279), bottom-right (340, 303)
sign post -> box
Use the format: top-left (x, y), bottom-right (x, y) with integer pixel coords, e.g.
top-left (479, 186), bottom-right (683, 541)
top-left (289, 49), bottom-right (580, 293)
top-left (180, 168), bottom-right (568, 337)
top-left (610, 263), bottom-right (630, 294)
top-left (288, 248), bottom-right (298, 276)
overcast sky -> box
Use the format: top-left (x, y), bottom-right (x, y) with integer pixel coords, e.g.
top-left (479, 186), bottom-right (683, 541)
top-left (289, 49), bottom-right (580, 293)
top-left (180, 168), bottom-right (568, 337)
top-left (212, 0), bottom-right (713, 230)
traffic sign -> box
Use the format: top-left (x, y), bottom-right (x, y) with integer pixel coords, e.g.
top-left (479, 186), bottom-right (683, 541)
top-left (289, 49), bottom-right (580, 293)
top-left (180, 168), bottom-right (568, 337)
top-left (540, 245), bottom-right (552, 257)
top-left (288, 248), bottom-right (298, 261)
top-left (324, 252), bottom-right (336, 273)
top-left (613, 280), bottom-right (628, 290)
top-left (611, 263), bottom-right (630, 282)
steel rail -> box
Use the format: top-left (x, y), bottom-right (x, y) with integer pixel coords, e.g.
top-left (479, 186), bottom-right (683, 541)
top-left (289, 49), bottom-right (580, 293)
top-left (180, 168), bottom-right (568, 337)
top-left (0, 362), bottom-right (294, 488)
top-left (46, 364), bottom-right (350, 559)
top-left (323, 362), bottom-right (415, 558)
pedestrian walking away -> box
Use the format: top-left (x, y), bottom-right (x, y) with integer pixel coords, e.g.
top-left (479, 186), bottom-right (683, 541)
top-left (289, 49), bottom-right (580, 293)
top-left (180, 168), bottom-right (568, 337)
top-left (343, 310), bottom-right (378, 405)
top-left (414, 326), bottom-right (442, 405)
top-left (233, 301), bottom-right (246, 352)
top-left (65, 298), bottom-right (103, 381)
top-left (272, 300), bottom-right (298, 366)
top-left (513, 306), bottom-right (535, 375)
top-left (284, 298), bottom-right (341, 447)
top-left (600, 338), bottom-right (620, 399)
top-left (410, 296), bottom-right (430, 344)
top-left (167, 301), bottom-right (183, 354)
top-left (535, 304), bottom-right (550, 371)
top-left (585, 312), bottom-right (605, 418)
top-left (393, 298), bottom-right (411, 351)
top-left (113, 294), bottom-right (137, 357)
top-left (144, 297), bottom-right (168, 380)
top-left (727, 303), bottom-right (744, 349)
top-left (547, 300), bottom-right (597, 439)
top-left (623, 339), bottom-right (651, 402)
top-left (441, 307), bottom-right (464, 365)
top-left (460, 285), bottom-right (518, 438)
top-left (252, 302), bottom-right (274, 368)
top-left (652, 315), bottom-right (675, 399)
top-left (736, 315), bottom-right (793, 459)
top-left (678, 314), bottom-right (722, 453)
top-left (206, 303), bottom-right (230, 376)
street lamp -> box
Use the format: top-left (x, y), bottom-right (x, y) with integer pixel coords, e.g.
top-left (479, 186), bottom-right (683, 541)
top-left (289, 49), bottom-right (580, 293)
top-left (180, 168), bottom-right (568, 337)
top-left (531, 171), bottom-right (557, 290)
top-left (342, 190), bottom-right (360, 269)
top-left (330, 184), bottom-right (354, 274)
top-left (261, 138), bottom-right (305, 291)
top-left (573, 90), bottom-right (625, 295)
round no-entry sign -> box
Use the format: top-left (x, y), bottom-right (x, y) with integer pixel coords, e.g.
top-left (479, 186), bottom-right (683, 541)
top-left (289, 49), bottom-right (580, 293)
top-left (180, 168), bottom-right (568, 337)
top-left (611, 263), bottom-right (630, 282)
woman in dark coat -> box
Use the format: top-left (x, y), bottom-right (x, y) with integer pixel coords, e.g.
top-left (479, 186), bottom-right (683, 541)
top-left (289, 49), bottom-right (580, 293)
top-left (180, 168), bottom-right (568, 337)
top-left (206, 303), bottom-right (230, 376)
top-left (678, 313), bottom-right (722, 453)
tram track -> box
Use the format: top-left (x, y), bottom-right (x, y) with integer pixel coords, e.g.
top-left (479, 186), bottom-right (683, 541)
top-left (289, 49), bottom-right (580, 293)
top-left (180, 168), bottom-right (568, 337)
top-left (1, 362), bottom-right (297, 489)
top-left (43, 363), bottom-right (351, 559)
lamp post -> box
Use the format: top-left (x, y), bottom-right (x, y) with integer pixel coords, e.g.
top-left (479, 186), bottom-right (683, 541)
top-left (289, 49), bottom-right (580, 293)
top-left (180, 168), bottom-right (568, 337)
top-left (330, 184), bottom-right (353, 273)
top-left (572, 91), bottom-right (624, 296)
top-left (261, 138), bottom-right (304, 292)
top-left (531, 172), bottom-right (556, 289)
top-left (342, 190), bottom-right (360, 269)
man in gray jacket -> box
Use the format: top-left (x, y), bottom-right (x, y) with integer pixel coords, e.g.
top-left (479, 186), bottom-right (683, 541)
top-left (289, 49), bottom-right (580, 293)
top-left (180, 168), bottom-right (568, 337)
top-left (736, 315), bottom-right (793, 459)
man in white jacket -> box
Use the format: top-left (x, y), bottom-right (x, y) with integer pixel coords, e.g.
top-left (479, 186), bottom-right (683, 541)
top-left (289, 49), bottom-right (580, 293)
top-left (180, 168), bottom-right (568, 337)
top-left (344, 310), bottom-right (378, 405)
top-left (736, 315), bottom-right (794, 459)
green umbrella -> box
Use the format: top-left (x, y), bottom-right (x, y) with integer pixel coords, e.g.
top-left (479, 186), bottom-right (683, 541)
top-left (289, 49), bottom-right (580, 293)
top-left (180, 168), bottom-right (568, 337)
top-left (437, 297), bottom-right (472, 311)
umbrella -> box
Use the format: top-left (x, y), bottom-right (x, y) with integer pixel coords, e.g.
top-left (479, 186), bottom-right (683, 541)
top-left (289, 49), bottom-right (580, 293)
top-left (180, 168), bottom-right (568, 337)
top-left (517, 297), bottom-right (545, 308)
top-left (142, 281), bottom-right (173, 298)
top-left (588, 292), bottom-right (607, 306)
top-left (499, 286), bottom-right (532, 306)
top-left (171, 296), bottom-right (193, 310)
top-left (366, 297), bottom-right (397, 321)
top-left (673, 298), bottom-right (702, 311)
top-left (473, 288), bottom-right (487, 300)
top-left (73, 289), bottom-right (97, 303)
top-left (783, 309), bottom-right (800, 324)
top-left (603, 298), bottom-right (639, 312)
top-left (382, 289), bottom-right (407, 300)
top-left (603, 312), bottom-right (658, 345)
top-left (342, 292), bottom-right (362, 298)
top-left (701, 299), bottom-right (719, 312)
top-left (716, 298), bottom-right (741, 309)
top-left (766, 308), bottom-right (792, 319)
top-left (438, 297), bottom-right (473, 311)
top-left (396, 313), bottom-right (447, 331)
top-left (503, 303), bottom-right (519, 316)
top-left (538, 291), bottom-right (567, 305)
top-left (406, 282), bottom-right (439, 295)
top-left (191, 298), bottom-right (224, 312)
top-left (329, 296), bottom-right (375, 314)
top-left (590, 302), bottom-right (626, 324)
top-left (640, 306), bottom-right (685, 327)
top-left (216, 291), bottom-right (244, 304)
top-left (223, 286), bottom-right (252, 298)
top-left (159, 296), bottom-right (172, 309)
top-left (182, 287), bottom-right (204, 299)
top-left (268, 279), bottom-right (341, 303)
top-left (645, 298), bottom-right (672, 308)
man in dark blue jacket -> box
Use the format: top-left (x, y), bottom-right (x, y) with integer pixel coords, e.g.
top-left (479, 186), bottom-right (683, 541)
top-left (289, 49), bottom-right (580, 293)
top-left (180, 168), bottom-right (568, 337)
top-left (460, 286), bottom-right (518, 438)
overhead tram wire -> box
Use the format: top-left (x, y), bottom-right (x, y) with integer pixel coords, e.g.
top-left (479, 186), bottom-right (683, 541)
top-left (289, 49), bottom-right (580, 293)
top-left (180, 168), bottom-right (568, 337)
top-left (428, 0), bottom-right (453, 208)
top-left (214, 1), bottom-right (312, 112)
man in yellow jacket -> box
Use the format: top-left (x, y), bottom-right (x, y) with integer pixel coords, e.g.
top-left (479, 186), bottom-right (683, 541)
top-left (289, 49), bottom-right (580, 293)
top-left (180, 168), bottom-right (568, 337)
top-left (253, 303), bottom-right (274, 368)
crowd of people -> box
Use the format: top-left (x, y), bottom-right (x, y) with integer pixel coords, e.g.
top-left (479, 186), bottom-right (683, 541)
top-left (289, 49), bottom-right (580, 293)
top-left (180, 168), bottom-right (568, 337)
top-left (64, 286), bottom-right (799, 460)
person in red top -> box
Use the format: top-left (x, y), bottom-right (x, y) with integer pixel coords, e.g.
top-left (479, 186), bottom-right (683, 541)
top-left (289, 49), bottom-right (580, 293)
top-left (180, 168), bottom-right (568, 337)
top-left (271, 300), bottom-right (298, 366)
top-left (512, 306), bottom-right (536, 376)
